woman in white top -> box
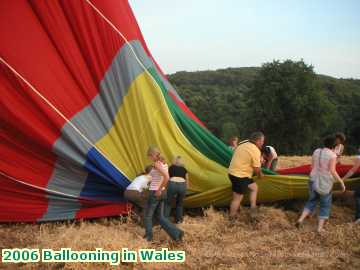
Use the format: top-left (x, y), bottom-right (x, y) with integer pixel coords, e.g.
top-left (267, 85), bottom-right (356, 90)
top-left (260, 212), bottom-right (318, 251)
top-left (296, 135), bottom-right (346, 233)
top-left (262, 145), bottom-right (278, 171)
top-left (124, 165), bottom-right (152, 208)
top-left (342, 146), bottom-right (360, 223)
top-left (334, 132), bottom-right (346, 162)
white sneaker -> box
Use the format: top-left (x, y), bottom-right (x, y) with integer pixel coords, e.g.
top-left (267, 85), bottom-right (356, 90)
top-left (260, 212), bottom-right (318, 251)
top-left (355, 219), bottom-right (360, 224)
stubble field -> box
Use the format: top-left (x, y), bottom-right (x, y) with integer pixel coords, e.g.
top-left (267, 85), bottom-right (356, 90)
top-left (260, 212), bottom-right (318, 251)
top-left (0, 156), bottom-right (359, 270)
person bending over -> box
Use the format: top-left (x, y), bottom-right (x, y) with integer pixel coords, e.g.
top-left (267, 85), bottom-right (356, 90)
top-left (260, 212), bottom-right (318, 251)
top-left (228, 132), bottom-right (264, 220)
top-left (262, 145), bottom-right (278, 171)
top-left (124, 165), bottom-right (153, 208)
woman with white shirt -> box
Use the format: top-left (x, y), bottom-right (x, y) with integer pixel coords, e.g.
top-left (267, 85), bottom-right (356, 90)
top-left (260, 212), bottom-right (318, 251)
top-left (334, 132), bottom-right (346, 162)
top-left (262, 145), bottom-right (278, 171)
top-left (124, 165), bottom-right (152, 208)
top-left (296, 135), bottom-right (346, 233)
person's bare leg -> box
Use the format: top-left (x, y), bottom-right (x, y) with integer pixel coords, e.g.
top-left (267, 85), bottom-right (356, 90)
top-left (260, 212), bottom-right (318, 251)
top-left (317, 219), bottom-right (326, 232)
top-left (248, 183), bottom-right (258, 209)
top-left (297, 209), bottom-right (311, 223)
top-left (230, 192), bottom-right (243, 218)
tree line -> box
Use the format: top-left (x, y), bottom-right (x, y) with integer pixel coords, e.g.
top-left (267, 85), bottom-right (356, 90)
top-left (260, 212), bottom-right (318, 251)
top-left (168, 60), bottom-right (360, 155)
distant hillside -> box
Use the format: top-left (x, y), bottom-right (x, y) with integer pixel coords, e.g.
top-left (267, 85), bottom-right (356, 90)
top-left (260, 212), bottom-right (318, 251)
top-left (169, 67), bottom-right (260, 89)
top-left (168, 67), bottom-right (360, 153)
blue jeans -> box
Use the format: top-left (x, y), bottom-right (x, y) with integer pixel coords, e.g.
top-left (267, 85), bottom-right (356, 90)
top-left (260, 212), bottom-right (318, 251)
top-left (165, 181), bottom-right (187, 223)
top-left (144, 191), bottom-right (183, 241)
top-left (304, 181), bottom-right (332, 219)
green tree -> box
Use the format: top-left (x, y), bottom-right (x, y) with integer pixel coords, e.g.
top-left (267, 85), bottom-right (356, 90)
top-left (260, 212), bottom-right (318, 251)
top-left (168, 66), bottom-right (359, 154)
top-left (245, 60), bottom-right (336, 154)
top-left (221, 122), bottom-right (239, 143)
top-left (346, 94), bottom-right (360, 152)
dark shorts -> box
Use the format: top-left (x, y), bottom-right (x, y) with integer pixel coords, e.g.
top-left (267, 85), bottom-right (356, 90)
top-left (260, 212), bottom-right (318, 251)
top-left (228, 174), bottom-right (254, 194)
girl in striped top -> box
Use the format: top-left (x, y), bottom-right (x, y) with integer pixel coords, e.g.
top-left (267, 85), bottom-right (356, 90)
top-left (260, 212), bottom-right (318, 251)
top-left (143, 146), bottom-right (184, 242)
top-left (148, 154), bottom-right (168, 193)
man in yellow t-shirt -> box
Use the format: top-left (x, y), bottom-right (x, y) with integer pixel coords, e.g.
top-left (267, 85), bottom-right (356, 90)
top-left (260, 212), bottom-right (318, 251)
top-left (228, 132), bottom-right (264, 219)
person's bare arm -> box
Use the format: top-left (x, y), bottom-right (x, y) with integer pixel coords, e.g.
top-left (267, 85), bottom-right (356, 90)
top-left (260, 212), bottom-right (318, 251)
top-left (329, 157), bottom-right (345, 192)
top-left (253, 167), bottom-right (263, 179)
top-left (311, 152), bottom-right (316, 170)
top-left (265, 155), bottom-right (273, 169)
top-left (154, 162), bottom-right (169, 197)
top-left (261, 155), bottom-right (267, 164)
top-left (252, 148), bottom-right (263, 178)
top-left (343, 158), bottom-right (360, 181)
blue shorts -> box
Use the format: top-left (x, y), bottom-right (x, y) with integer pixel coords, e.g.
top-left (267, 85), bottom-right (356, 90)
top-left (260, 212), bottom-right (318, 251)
top-left (304, 181), bottom-right (332, 219)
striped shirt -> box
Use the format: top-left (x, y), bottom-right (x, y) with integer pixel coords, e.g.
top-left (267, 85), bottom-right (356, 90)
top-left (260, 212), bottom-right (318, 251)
top-left (149, 163), bottom-right (168, 191)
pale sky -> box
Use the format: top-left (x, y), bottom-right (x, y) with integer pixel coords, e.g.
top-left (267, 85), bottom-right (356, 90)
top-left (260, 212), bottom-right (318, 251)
top-left (129, 0), bottom-right (360, 79)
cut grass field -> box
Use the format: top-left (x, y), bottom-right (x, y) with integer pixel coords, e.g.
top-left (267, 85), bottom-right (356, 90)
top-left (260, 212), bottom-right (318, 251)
top-left (0, 156), bottom-right (359, 270)
top-left (276, 155), bottom-right (355, 169)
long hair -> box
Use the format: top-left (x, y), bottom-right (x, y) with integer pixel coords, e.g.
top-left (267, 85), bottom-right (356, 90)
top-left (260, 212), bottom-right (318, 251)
top-left (323, 135), bottom-right (336, 149)
top-left (335, 132), bottom-right (346, 144)
top-left (147, 146), bottom-right (166, 163)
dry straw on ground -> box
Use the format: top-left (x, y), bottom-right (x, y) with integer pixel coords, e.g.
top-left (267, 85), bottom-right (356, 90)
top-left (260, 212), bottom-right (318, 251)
top-left (0, 156), bottom-right (359, 269)
top-left (276, 155), bottom-right (355, 169)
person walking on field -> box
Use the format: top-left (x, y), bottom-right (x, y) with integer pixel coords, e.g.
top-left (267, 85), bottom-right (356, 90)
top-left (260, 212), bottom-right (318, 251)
top-left (296, 135), bottom-right (346, 233)
top-left (342, 146), bottom-right (360, 223)
top-left (228, 132), bottom-right (264, 220)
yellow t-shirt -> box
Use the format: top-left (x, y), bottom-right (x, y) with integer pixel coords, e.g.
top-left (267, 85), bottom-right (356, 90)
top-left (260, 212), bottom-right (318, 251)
top-left (228, 142), bottom-right (261, 178)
